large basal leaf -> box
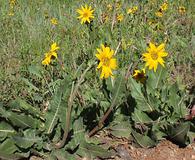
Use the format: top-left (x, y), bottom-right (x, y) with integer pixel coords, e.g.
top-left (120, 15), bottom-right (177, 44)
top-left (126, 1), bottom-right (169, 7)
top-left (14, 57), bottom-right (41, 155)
top-left (50, 150), bottom-right (76, 160)
top-left (13, 129), bottom-right (42, 149)
top-left (0, 121), bottom-right (15, 141)
top-left (109, 121), bottom-right (131, 138)
top-left (10, 98), bottom-right (42, 119)
top-left (132, 108), bottom-right (153, 124)
top-left (67, 118), bottom-right (113, 159)
top-left (1, 108), bottom-right (40, 129)
top-left (78, 142), bottom-right (113, 159)
top-left (167, 83), bottom-right (188, 118)
top-left (129, 77), bottom-right (154, 112)
top-left (106, 72), bottom-right (126, 107)
top-left (45, 84), bottom-right (63, 134)
top-left (45, 78), bottom-right (71, 135)
top-left (168, 122), bottom-right (190, 146)
top-left (146, 66), bottom-right (167, 92)
top-left (21, 77), bottom-right (39, 91)
top-left (28, 65), bottom-right (42, 78)
top-left (131, 130), bottom-right (156, 148)
top-left (0, 138), bottom-right (18, 155)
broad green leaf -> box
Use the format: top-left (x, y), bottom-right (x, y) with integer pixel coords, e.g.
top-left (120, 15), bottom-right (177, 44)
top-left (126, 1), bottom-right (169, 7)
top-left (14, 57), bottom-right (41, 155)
top-left (45, 85), bottom-right (63, 134)
top-left (129, 77), bottom-right (154, 112)
top-left (13, 129), bottom-right (42, 149)
top-left (45, 78), bottom-right (71, 135)
top-left (28, 65), bottom-right (42, 78)
top-left (10, 98), bottom-right (42, 119)
top-left (131, 130), bottom-right (156, 148)
top-left (51, 150), bottom-right (76, 160)
top-left (0, 121), bottom-right (15, 141)
top-left (6, 112), bottom-right (40, 129)
top-left (78, 142), bottom-right (113, 159)
top-left (109, 72), bottom-right (126, 108)
top-left (21, 77), bottom-right (39, 91)
top-left (0, 138), bottom-right (18, 154)
top-left (109, 121), bottom-right (131, 138)
top-left (146, 66), bottom-right (167, 92)
top-left (132, 108), bottom-right (153, 124)
top-left (168, 122), bottom-right (190, 146)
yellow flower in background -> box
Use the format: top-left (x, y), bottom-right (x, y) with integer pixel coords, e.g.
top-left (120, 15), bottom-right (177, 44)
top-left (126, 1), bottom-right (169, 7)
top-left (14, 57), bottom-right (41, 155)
top-left (9, 0), bottom-right (16, 8)
top-left (116, 2), bottom-right (121, 10)
top-left (133, 69), bottom-right (146, 83)
top-left (77, 5), bottom-right (94, 24)
top-left (42, 56), bottom-right (51, 66)
top-left (160, 2), bottom-right (168, 11)
top-left (107, 4), bottom-right (112, 11)
top-left (42, 43), bottom-right (59, 66)
top-left (50, 18), bottom-right (58, 25)
top-left (50, 42), bottom-right (60, 52)
top-left (179, 6), bottom-right (186, 14)
top-left (143, 43), bottom-right (168, 72)
top-left (155, 10), bottom-right (163, 17)
top-left (117, 14), bottom-right (124, 22)
top-left (8, 12), bottom-right (14, 16)
top-left (96, 44), bottom-right (117, 79)
top-left (127, 6), bottom-right (138, 14)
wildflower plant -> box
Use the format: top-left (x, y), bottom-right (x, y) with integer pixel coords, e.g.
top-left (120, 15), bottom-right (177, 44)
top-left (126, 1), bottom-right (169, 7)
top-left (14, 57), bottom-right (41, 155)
top-left (0, 0), bottom-right (194, 159)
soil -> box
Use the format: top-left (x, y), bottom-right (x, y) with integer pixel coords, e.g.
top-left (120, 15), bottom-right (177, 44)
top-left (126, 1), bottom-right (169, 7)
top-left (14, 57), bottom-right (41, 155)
top-left (113, 140), bottom-right (195, 160)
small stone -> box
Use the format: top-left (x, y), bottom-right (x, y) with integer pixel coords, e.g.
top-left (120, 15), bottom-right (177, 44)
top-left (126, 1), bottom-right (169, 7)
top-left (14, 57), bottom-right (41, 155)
top-left (192, 155), bottom-right (195, 159)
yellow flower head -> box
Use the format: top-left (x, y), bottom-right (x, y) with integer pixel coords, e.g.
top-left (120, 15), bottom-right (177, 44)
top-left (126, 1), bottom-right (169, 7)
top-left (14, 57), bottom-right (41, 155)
top-left (155, 10), bottom-right (163, 17)
top-left (42, 43), bottom-right (59, 66)
top-left (77, 5), bottom-right (94, 24)
top-left (107, 4), bottom-right (113, 11)
top-left (50, 18), bottom-right (58, 25)
top-left (117, 14), bottom-right (124, 22)
top-left (133, 69), bottom-right (146, 83)
top-left (142, 42), bottom-right (168, 72)
top-left (160, 2), bottom-right (168, 11)
top-left (116, 2), bottom-right (121, 10)
top-left (127, 6), bottom-right (138, 14)
top-left (42, 56), bottom-right (51, 66)
top-left (9, 0), bottom-right (16, 8)
top-left (50, 42), bottom-right (60, 52)
top-left (179, 6), bottom-right (186, 14)
top-left (96, 44), bottom-right (117, 79)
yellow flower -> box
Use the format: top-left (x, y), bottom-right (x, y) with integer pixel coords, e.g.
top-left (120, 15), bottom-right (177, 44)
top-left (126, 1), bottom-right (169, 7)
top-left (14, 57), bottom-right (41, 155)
top-left (77, 5), bottom-right (94, 24)
top-left (160, 2), bottom-right (168, 11)
top-left (117, 14), bottom-right (123, 22)
top-left (8, 12), bottom-right (14, 16)
top-left (42, 56), bottom-right (51, 66)
top-left (179, 6), bottom-right (186, 14)
top-left (50, 42), bottom-right (60, 52)
top-left (133, 69), bottom-right (146, 83)
top-left (142, 42), bottom-right (168, 72)
top-left (127, 6), bottom-right (138, 14)
top-left (9, 0), bottom-right (16, 8)
top-left (50, 18), bottom-right (58, 25)
top-left (107, 4), bottom-right (112, 11)
top-left (155, 10), bottom-right (163, 17)
top-left (116, 2), bottom-right (121, 10)
top-left (96, 44), bottom-right (117, 79)
top-left (42, 43), bottom-right (59, 66)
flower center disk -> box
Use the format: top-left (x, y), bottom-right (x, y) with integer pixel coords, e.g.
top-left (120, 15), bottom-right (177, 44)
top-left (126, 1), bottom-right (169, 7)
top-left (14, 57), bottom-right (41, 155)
top-left (151, 51), bottom-right (158, 60)
top-left (103, 57), bottom-right (110, 66)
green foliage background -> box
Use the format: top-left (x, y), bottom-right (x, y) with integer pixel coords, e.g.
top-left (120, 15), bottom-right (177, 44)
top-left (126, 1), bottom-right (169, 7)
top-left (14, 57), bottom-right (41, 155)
top-left (0, 0), bottom-right (194, 159)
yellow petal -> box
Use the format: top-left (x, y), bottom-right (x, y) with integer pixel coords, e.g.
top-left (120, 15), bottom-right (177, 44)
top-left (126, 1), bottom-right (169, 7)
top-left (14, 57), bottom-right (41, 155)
top-left (109, 58), bottom-right (117, 69)
top-left (149, 42), bottom-right (156, 50)
top-left (157, 43), bottom-right (165, 52)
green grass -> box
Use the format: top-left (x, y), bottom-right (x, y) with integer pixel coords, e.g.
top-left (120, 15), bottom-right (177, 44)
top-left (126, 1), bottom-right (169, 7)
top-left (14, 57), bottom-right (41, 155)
top-left (0, 0), bottom-right (195, 159)
top-left (0, 0), bottom-right (194, 104)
